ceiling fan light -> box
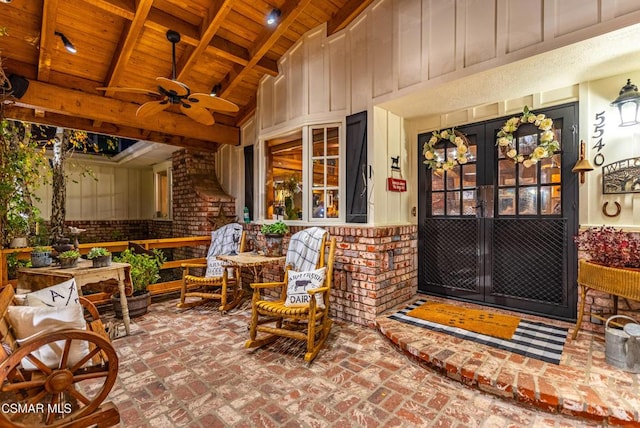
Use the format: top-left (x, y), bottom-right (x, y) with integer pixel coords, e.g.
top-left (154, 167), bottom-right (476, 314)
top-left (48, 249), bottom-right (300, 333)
top-left (267, 8), bottom-right (281, 26)
top-left (54, 31), bottom-right (76, 54)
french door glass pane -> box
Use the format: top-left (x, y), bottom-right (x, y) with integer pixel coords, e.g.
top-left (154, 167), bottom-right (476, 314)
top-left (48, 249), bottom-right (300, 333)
top-left (463, 190), bottom-right (477, 216)
top-left (447, 191), bottom-right (460, 215)
top-left (518, 187), bottom-right (537, 215)
top-left (519, 164), bottom-right (537, 185)
top-left (498, 160), bottom-right (516, 186)
top-left (432, 192), bottom-right (444, 215)
top-left (498, 188), bottom-right (516, 215)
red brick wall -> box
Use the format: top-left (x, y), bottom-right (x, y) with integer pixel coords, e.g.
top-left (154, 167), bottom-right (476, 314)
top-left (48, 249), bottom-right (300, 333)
top-left (242, 224), bottom-right (418, 327)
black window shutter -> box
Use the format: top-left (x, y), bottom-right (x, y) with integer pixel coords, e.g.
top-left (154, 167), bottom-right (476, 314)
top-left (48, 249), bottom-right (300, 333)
top-left (244, 145), bottom-right (254, 220)
top-left (346, 111), bottom-right (367, 223)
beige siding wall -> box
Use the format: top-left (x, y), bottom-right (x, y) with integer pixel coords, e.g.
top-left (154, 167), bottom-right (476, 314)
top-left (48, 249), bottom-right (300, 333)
top-left (237, 0), bottom-right (640, 225)
top-left (34, 160), bottom-right (154, 221)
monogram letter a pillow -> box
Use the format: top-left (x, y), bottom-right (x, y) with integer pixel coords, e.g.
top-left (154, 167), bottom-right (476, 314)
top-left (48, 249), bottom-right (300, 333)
top-left (285, 267), bottom-right (326, 308)
top-left (25, 278), bottom-right (79, 307)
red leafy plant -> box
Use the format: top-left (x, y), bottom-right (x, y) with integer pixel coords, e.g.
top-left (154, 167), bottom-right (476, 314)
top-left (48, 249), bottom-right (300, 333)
top-left (574, 226), bottom-right (640, 268)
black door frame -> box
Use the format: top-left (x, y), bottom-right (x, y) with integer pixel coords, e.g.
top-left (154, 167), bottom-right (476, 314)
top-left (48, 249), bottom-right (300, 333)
top-left (417, 102), bottom-right (579, 321)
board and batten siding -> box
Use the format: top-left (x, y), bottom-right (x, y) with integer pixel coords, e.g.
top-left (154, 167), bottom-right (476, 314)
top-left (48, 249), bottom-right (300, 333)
top-left (34, 162), bottom-right (154, 221)
top-left (244, 0), bottom-right (640, 225)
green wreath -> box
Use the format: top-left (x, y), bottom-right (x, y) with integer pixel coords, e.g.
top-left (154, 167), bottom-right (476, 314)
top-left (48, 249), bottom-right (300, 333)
top-left (496, 106), bottom-right (560, 167)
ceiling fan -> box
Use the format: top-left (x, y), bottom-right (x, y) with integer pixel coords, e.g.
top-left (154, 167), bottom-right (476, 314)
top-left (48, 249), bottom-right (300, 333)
top-left (98, 30), bottom-right (239, 126)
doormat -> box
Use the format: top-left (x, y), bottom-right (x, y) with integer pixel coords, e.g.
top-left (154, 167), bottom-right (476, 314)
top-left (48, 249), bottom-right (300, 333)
top-left (406, 301), bottom-right (520, 340)
top-left (390, 299), bottom-right (568, 364)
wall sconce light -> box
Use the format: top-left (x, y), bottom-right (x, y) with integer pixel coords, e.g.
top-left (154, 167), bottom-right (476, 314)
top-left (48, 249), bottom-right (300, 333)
top-left (610, 78), bottom-right (640, 126)
top-left (54, 31), bottom-right (76, 54)
top-left (209, 84), bottom-right (221, 97)
top-left (267, 8), bottom-right (281, 26)
top-left (572, 140), bottom-right (594, 184)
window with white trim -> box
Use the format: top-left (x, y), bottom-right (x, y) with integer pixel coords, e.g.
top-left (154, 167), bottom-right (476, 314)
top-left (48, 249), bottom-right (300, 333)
top-left (264, 124), bottom-right (341, 221)
top-left (154, 163), bottom-right (172, 219)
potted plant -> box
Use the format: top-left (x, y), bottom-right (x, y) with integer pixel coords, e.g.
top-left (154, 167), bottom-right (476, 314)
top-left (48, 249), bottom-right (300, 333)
top-left (111, 248), bottom-right (166, 318)
top-left (58, 249), bottom-right (80, 269)
top-left (87, 247), bottom-right (112, 268)
top-left (6, 210), bottom-right (31, 248)
top-left (260, 220), bottom-right (289, 257)
top-left (30, 246), bottom-right (52, 268)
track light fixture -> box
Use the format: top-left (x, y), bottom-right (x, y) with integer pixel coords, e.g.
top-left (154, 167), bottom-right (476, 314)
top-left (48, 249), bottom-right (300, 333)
top-left (54, 31), bottom-right (76, 54)
top-left (210, 84), bottom-right (222, 97)
top-left (267, 8), bottom-right (281, 26)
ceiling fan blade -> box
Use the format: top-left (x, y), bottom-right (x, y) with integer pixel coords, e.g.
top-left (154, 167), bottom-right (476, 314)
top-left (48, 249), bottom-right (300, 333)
top-left (97, 87), bottom-right (162, 96)
top-left (136, 99), bottom-right (170, 118)
top-left (156, 77), bottom-right (189, 97)
top-left (180, 103), bottom-right (215, 126)
top-left (188, 93), bottom-right (240, 113)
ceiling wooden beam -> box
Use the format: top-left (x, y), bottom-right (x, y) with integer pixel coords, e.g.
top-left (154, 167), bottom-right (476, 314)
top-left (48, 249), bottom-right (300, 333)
top-left (176, 0), bottom-right (233, 82)
top-left (219, 0), bottom-right (312, 99)
top-left (83, 0), bottom-right (277, 78)
top-left (15, 80), bottom-right (239, 145)
top-left (102, 0), bottom-right (154, 97)
top-left (82, 0), bottom-right (135, 20)
top-left (326, 0), bottom-right (375, 36)
top-left (37, 0), bottom-right (60, 82)
top-left (3, 105), bottom-right (220, 152)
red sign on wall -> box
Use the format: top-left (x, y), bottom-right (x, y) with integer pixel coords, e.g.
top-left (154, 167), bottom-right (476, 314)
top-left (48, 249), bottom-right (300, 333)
top-left (387, 177), bottom-right (407, 192)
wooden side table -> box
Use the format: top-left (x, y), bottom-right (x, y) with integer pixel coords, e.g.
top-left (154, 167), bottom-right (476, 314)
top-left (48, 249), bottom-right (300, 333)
top-left (18, 260), bottom-right (134, 336)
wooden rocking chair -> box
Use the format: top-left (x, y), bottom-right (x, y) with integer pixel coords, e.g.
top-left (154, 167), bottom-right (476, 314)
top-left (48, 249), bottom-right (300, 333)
top-left (0, 284), bottom-right (120, 427)
top-left (245, 228), bottom-right (336, 362)
top-left (178, 223), bottom-right (246, 313)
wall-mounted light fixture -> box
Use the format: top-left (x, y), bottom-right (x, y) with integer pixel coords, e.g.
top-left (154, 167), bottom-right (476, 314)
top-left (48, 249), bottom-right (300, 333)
top-left (267, 8), bottom-right (281, 26)
top-left (610, 78), bottom-right (640, 127)
top-left (572, 140), bottom-right (594, 184)
top-left (54, 31), bottom-right (76, 54)
top-left (210, 83), bottom-right (221, 97)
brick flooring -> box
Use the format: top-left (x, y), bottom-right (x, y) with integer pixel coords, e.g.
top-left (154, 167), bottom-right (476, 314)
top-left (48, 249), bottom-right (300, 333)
top-left (101, 295), bottom-right (637, 427)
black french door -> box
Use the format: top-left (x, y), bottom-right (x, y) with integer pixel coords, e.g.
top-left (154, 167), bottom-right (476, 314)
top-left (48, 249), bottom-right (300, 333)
top-left (417, 103), bottom-right (579, 320)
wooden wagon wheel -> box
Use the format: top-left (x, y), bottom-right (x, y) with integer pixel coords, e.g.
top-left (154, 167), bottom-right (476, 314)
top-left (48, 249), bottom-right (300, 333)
top-left (0, 330), bottom-right (118, 427)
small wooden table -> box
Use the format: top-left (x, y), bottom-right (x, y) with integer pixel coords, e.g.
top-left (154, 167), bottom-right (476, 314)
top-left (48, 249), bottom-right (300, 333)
top-left (18, 260), bottom-right (134, 336)
top-left (217, 252), bottom-right (286, 285)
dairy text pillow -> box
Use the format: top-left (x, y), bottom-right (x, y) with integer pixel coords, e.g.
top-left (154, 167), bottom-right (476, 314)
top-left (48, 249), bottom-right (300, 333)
top-left (285, 267), bottom-right (327, 308)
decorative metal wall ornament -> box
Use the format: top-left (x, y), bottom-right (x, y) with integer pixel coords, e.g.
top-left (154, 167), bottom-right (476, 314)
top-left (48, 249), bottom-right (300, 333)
top-left (602, 201), bottom-right (622, 217)
top-left (602, 157), bottom-right (640, 194)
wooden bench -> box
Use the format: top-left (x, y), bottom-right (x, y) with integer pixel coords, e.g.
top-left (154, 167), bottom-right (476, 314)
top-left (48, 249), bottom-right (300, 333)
top-left (0, 285), bottom-right (120, 427)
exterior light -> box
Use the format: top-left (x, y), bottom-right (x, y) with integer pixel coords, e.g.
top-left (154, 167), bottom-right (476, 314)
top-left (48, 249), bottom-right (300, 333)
top-left (611, 78), bottom-right (640, 127)
top-left (267, 9), bottom-right (281, 26)
top-left (54, 31), bottom-right (76, 54)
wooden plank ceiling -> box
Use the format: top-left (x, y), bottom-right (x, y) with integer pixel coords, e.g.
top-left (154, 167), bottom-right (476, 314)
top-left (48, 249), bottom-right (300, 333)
top-left (0, 0), bottom-right (372, 152)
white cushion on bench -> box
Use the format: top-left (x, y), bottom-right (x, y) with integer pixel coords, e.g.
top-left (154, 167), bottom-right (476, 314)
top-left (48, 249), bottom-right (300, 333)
top-left (6, 305), bottom-right (89, 370)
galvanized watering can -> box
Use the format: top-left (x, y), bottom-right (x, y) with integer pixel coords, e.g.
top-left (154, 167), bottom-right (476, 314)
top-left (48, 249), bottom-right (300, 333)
top-left (605, 315), bottom-right (640, 373)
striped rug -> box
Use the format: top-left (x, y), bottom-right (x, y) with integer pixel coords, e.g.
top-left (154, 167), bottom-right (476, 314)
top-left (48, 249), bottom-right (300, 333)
top-left (389, 299), bottom-right (568, 364)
